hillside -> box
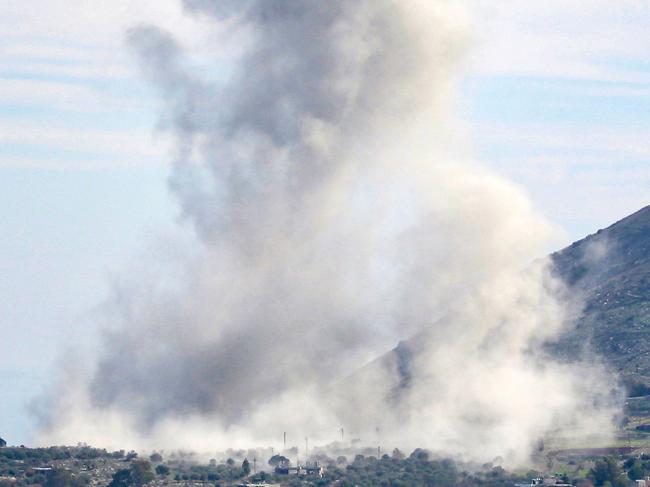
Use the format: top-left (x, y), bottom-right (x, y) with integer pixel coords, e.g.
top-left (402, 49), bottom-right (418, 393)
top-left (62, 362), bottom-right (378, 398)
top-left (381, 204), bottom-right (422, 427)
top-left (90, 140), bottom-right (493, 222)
top-left (550, 205), bottom-right (650, 382)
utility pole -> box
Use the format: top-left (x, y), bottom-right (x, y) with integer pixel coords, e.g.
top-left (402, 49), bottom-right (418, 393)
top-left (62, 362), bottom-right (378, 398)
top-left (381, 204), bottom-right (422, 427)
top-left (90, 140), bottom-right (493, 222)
top-left (341, 428), bottom-right (344, 442)
top-left (283, 432), bottom-right (286, 449)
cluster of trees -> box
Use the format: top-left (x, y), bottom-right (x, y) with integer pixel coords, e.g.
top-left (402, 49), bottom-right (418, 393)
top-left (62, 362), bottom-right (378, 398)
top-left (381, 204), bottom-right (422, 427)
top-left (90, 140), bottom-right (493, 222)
top-left (0, 447), bottom-right (126, 464)
top-left (168, 457), bottom-right (251, 483)
top-left (0, 446), bottom-right (134, 487)
top-left (581, 454), bottom-right (650, 487)
top-left (622, 454), bottom-right (650, 481)
top-left (335, 451), bottom-right (519, 487)
top-left (589, 457), bottom-right (628, 487)
top-left (44, 469), bottom-right (88, 487)
top-left (8, 444), bottom-right (650, 487)
top-left (108, 461), bottom-right (154, 487)
top-left (104, 456), bottom-right (251, 485)
top-left (0, 467), bottom-right (90, 487)
top-left (246, 452), bottom-right (650, 487)
top-left (243, 449), bottom-right (522, 487)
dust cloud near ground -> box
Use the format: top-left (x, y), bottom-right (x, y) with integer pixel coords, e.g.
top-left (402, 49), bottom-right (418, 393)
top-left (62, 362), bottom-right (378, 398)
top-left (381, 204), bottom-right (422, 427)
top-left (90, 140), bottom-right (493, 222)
top-left (36, 0), bottom-right (621, 466)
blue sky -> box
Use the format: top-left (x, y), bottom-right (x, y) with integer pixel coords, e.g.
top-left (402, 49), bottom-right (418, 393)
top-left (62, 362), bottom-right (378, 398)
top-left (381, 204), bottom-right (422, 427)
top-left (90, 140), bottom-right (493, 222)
top-left (1, 0), bottom-right (649, 445)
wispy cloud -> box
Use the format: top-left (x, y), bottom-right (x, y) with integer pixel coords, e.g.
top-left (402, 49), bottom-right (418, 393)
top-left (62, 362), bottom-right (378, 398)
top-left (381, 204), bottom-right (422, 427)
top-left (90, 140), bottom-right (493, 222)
top-left (0, 78), bottom-right (148, 111)
top-left (0, 0), bottom-right (217, 169)
top-left (466, 0), bottom-right (650, 83)
top-left (474, 122), bottom-right (650, 161)
top-left (0, 121), bottom-right (168, 169)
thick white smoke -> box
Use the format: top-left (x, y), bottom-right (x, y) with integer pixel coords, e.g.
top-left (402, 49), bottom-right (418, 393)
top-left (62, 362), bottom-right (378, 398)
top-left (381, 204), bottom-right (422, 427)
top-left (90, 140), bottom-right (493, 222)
top-left (37, 0), bottom-right (620, 465)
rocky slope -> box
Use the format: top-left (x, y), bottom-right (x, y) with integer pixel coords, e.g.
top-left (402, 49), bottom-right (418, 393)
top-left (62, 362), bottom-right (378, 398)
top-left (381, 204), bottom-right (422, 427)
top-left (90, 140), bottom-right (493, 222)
top-left (550, 205), bottom-right (650, 382)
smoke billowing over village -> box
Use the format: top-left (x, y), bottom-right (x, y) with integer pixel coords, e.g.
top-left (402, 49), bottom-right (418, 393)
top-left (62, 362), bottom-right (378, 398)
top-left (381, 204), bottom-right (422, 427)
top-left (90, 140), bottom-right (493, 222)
top-left (4, 1), bottom-right (650, 486)
top-left (31, 0), bottom-right (621, 464)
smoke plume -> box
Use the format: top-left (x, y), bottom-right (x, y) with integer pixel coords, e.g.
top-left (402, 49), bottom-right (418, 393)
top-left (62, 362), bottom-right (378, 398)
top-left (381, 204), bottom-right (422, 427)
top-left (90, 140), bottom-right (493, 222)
top-left (37, 0), bottom-right (620, 465)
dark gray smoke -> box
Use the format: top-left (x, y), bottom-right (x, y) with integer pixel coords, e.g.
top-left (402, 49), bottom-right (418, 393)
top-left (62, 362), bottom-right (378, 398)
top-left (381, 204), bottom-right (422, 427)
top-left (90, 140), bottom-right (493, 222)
top-left (37, 0), bottom-right (620, 464)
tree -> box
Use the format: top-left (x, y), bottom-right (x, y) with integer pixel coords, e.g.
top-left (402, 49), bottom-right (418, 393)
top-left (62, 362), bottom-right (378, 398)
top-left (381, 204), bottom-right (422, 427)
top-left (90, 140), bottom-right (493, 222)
top-left (155, 465), bottom-right (170, 476)
top-left (108, 470), bottom-right (131, 487)
top-left (46, 468), bottom-right (87, 487)
top-left (46, 468), bottom-right (73, 487)
top-left (590, 458), bottom-right (627, 487)
top-left (268, 455), bottom-right (289, 467)
top-left (627, 460), bottom-right (644, 480)
top-left (108, 461), bottom-right (154, 487)
top-left (241, 459), bottom-right (251, 476)
top-left (130, 460), bottom-right (154, 486)
top-left (409, 449), bottom-right (429, 461)
top-left (149, 453), bottom-right (162, 463)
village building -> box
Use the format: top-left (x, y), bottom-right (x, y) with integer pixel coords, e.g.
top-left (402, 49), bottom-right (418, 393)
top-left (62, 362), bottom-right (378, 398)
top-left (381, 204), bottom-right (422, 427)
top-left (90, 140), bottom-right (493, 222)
top-left (274, 460), bottom-right (323, 478)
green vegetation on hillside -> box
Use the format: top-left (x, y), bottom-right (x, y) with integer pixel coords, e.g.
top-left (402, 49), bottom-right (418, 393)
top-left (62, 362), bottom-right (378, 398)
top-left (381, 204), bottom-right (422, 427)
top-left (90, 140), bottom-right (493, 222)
top-left (550, 205), bottom-right (650, 383)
